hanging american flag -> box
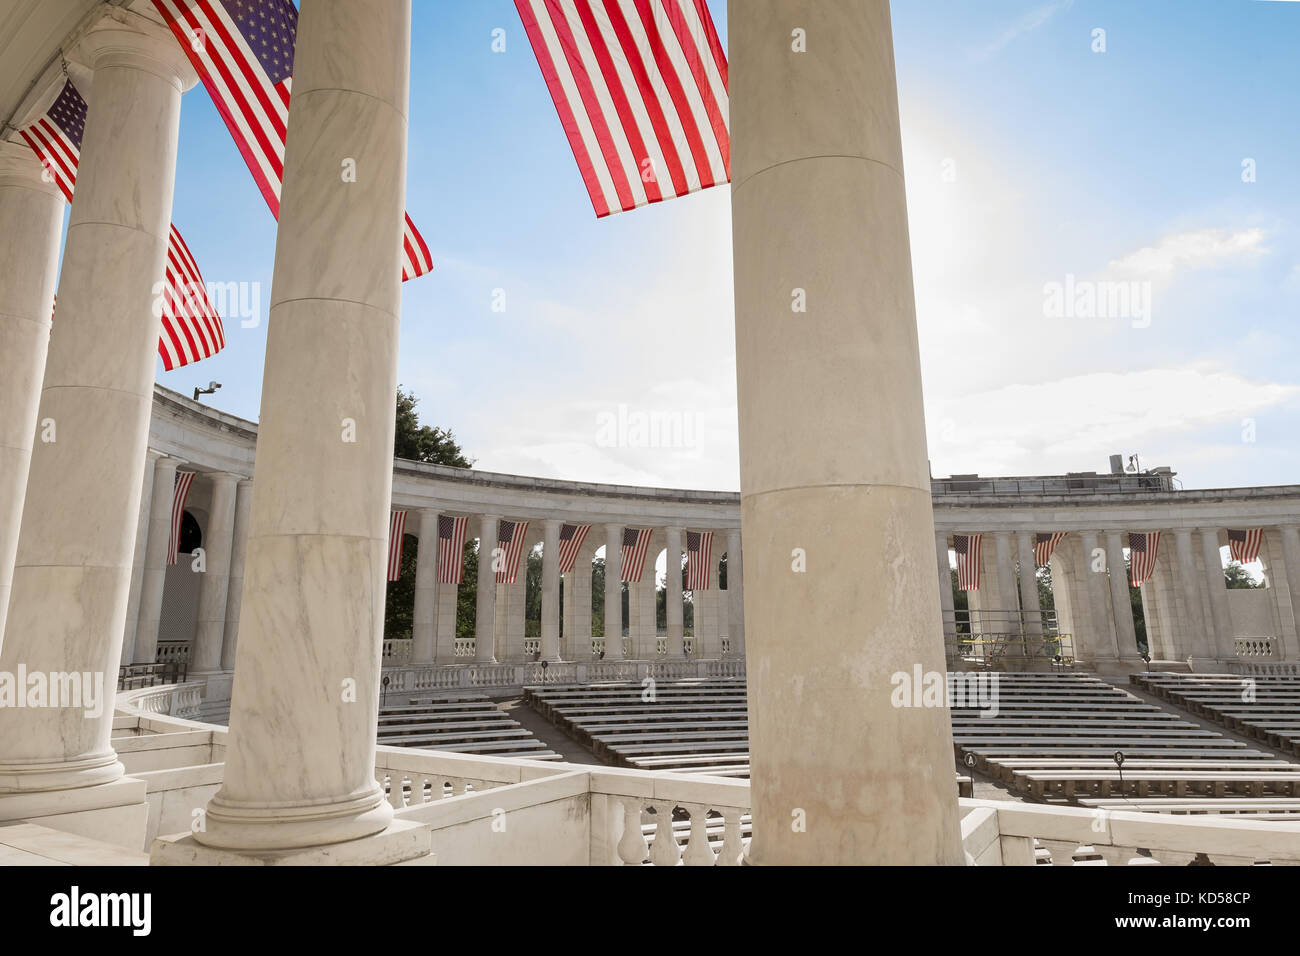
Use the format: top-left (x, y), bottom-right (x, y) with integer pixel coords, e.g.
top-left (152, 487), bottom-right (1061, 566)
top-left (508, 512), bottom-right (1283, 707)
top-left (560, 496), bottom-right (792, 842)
top-left (557, 523), bottom-right (592, 574)
top-left (1128, 532), bottom-right (1160, 587)
top-left (387, 511), bottom-right (408, 582)
top-left (953, 534), bottom-right (982, 592)
top-left (495, 520), bottom-right (531, 584)
top-left (620, 527), bottom-right (653, 583)
top-left (152, 0), bottom-right (434, 281)
top-left (1033, 532), bottom-right (1068, 567)
top-left (515, 0), bottom-right (730, 218)
top-left (19, 79), bottom-right (225, 370)
top-left (167, 471), bottom-right (197, 565)
top-left (1227, 528), bottom-right (1264, 565)
top-left (436, 515), bottom-right (470, 585)
top-left (684, 530), bottom-right (713, 590)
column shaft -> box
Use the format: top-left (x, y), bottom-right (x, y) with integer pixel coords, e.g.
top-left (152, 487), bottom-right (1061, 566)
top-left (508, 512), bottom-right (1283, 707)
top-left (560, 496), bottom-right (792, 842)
top-left (604, 524), bottom-right (624, 659)
top-left (411, 510), bottom-right (438, 664)
top-left (191, 473), bottom-right (238, 673)
top-left (135, 457), bottom-right (181, 665)
top-left (665, 527), bottom-right (684, 659)
top-left (726, 530), bottom-right (744, 656)
top-left (1200, 528), bottom-right (1234, 660)
top-left (935, 531), bottom-right (955, 641)
top-left (1104, 531), bottom-right (1140, 660)
top-left (1278, 526), bottom-right (1300, 661)
top-left (1078, 531), bottom-right (1117, 661)
top-left (1015, 532), bottom-right (1043, 640)
top-left (122, 450), bottom-right (162, 665)
top-left (221, 479), bottom-right (252, 671)
top-left (475, 516), bottom-right (498, 662)
top-left (1174, 529), bottom-right (1211, 662)
top-left (541, 519), bottom-right (561, 660)
top-left (993, 531), bottom-right (1019, 636)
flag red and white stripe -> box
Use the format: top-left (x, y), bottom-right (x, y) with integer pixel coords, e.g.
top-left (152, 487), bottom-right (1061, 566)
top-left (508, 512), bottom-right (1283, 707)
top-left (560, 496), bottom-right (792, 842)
top-left (620, 527), bottom-right (653, 583)
top-left (387, 511), bottom-right (408, 582)
top-left (684, 530), bottom-right (713, 590)
top-left (557, 523), bottom-right (592, 574)
top-left (1033, 532), bottom-right (1068, 567)
top-left (1227, 528), bottom-right (1264, 565)
top-left (437, 515), bottom-right (470, 585)
top-left (167, 471), bottom-right (197, 565)
top-left (1128, 532), bottom-right (1161, 587)
top-left (515, 0), bottom-right (729, 218)
top-left (953, 534), bottom-right (982, 592)
top-left (20, 78), bottom-right (225, 369)
top-left (152, 0), bottom-right (433, 281)
top-left (495, 520), bottom-right (531, 584)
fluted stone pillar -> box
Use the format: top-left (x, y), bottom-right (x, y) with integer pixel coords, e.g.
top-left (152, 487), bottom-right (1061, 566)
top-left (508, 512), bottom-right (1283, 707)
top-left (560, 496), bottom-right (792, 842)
top-left (221, 479), bottom-right (252, 672)
top-left (135, 456), bottom-right (181, 665)
top-left (730, 0), bottom-right (962, 864)
top-left (1200, 528), bottom-right (1234, 661)
top-left (0, 10), bottom-right (195, 799)
top-left (190, 472), bottom-right (238, 674)
top-left (726, 530), bottom-right (745, 656)
top-left (0, 142), bottom-right (64, 649)
top-left (1278, 525), bottom-right (1300, 661)
top-left (935, 531), bottom-right (956, 641)
top-left (1015, 532), bottom-right (1043, 640)
top-left (541, 518), bottom-right (561, 660)
top-left (190, 0), bottom-right (413, 853)
top-left (476, 515), bottom-right (499, 662)
top-left (604, 524), bottom-right (624, 659)
top-left (411, 509), bottom-right (438, 664)
top-left (122, 450), bottom-right (163, 665)
top-left (1077, 531), bottom-right (1117, 661)
top-left (1104, 532), bottom-right (1140, 660)
top-left (1174, 529), bottom-right (1211, 662)
top-left (993, 532), bottom-right (1019, 635)
top-left (664, 527), bottom-right (685, 659)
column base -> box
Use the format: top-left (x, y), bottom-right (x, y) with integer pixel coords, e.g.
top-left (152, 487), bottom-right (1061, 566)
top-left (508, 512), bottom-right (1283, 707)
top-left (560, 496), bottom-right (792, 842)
top-left (191, 782), bottom-right (395, 852)
top-left (0, 748), bottom-right (125, 793)
top-left (152, 817), bottom-right (434, 866)
top-left (0, 776), bottom-right (148, 850)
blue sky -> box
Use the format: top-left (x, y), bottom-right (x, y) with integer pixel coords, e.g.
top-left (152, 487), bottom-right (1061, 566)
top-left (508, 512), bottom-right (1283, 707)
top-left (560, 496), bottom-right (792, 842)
top-left (158, 0), bottom-right (1300, 492)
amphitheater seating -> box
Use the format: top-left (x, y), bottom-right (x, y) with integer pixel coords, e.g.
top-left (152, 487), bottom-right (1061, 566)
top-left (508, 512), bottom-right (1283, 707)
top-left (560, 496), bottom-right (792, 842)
top-left (377, 693), bottom-right (561, 760)
top-left (1131, 673), bottom-right (1300, 757)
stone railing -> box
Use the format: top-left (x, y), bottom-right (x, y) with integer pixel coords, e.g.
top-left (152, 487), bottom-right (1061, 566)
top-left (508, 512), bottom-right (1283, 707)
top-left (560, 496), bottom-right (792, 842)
top-left (116, 681), bottom-right (205, 720)
top-left (155, 641), bottom-right (190, 665)
top-left (523, 638), bottom-right (540, 656)
top-left (454, 638), bottom-right (474, 657)
top-left (591, 768), bottom-right (749, 866)
top-left (383, 638), bottom-right (413, 664)
top-left (1233, 636), bottom-right (1276, 658)
top-left (1225, 660), bottom-right (1300, 677)
top-left (380, 658), bottom-right (746, 692)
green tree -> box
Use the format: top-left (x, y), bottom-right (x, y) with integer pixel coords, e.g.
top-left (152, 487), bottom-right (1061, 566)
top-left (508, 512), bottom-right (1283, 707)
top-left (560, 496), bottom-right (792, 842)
top-left (1225, 562), bottom-right (1263, 589)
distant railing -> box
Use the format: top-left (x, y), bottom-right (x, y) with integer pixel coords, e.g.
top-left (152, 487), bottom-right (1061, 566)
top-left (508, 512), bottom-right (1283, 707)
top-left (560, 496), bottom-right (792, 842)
top-left (454, 638), bottom-right (475, 657)
top-left (380, 657), bottom-right (745, 692)
top-left (155, 641), bottom-right (190, 665)
top-left (383, 637), bottom-right (413, 664)
top-left (118, 660), bottom-right (188, 690)
top-left (116, 680), bottom-right (204, 719)
top-left (1234, 637), bottom-right (1276, 658)
top-left (932, 471), bottom-right (1179, 497)
top-left (944, 609), bottom-right (1073, 666)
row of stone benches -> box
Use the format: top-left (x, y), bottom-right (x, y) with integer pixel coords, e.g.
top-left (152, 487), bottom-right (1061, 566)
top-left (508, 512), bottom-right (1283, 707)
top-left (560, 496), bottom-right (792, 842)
top-left (377, 693), bottom-right (561, 760)
top-left (1131, 673), bottom-right (1300, 757)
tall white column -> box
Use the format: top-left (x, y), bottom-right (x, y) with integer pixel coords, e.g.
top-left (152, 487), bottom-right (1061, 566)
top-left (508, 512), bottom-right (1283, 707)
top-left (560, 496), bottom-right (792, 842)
top-left (190, 472), bottom-right (238, 674)
top-left (664, 527), bottom-right (684, 659)
top-left (993, 531), bottom-right (1019, 634)
top-left (1077, 531), bottom-right (1117, 661)
top-left (122, 450), bottom-right (164, 665)
top-left (603, 524), bottom-right (624, 659)
top-left (726, 529), bottom-right (745, 656)
top-left (411, 509), bottom-right (438, 664)
top-left (935, 531), bottom-right (955, 641)
top-left (730, 0), bottom-right (961, 864)
top-left (221, 479), bottom-right (252, 672)
top-left (1278, 525), bottom-right (1300, 661)
top-left (135, 456), bottom-right (181, 665)
top-left (1200, 527), bottom-right (1234, 660)
top-left (1104, 531), bottom-right (1141, 661)
top-left (1015, 532), bottom-right (1043, 640)
top-left (1174, 528), bottom-right (1212, 662)
top-left (0, 10), bottom-right (195, 797)
top-left (192, 0), bottom-right (412, 852)
top-left (475, 515), bottom-right (498, 662)
top-left (0, 142), bottom-right (64, 649)
top-left (541, 518), bottom-right (561, 660)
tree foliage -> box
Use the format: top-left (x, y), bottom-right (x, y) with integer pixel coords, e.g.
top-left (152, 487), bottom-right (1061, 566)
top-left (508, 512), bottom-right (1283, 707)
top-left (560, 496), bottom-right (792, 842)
top-left (393, 387), bottom-right (473, 467)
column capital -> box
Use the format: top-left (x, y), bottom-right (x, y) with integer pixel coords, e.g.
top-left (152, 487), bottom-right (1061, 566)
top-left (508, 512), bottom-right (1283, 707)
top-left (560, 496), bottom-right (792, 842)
top-left (543, 517), bottom-right (563, 530)
top-left (71, 7), bottom-right (198, 91)
top-left (605, 521), bottom-right (624, 532)
top-left (416, 506), bottom-right (438, 519)
top-left (0, 141), bottom-right (64, 197)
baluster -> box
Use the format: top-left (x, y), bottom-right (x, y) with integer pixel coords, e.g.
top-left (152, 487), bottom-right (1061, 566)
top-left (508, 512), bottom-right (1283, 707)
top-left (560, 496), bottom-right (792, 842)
top-left (681, 804), bottom-right (717, 866)
top-left (717, 807), bottom-right (744, 866)
top-left (387, 774), bottom-right (406, 809)
top-left (616, 798), bottom-right (650, 866)
top-left (649, 801), bottom-right (681, 867)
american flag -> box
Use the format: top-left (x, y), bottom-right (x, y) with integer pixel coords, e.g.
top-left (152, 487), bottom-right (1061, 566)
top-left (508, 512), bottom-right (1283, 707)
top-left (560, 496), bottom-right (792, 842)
top-left (557, 523), bottom-right (592, 574)
top-left (684, 530), bottom-right (713, 590)
top-left (387, 511), bottom-right (408, 582)
top-left (620, 527), bottom-right (653, 583)
top-left (515, 0), bottom-right (729, 218)
top-left (1033, 532), bottom-right (1068, 567)
top-left (1128, 532), bottom-right (1160, 587)
top-left (19, 79), bottom-right (225, 370)
top-left (1227, 528), bottom-right (1263, 565)
top-left (495, 520), bottom-right (531, 584)
top-left (167, 471), bottom-right (197, 565)
top-left (953, 534), bottom-right (982, 592)
top-left (437, 515), bottom-right (470, 585)
top-left (152, 0), bottom-right (433, 281)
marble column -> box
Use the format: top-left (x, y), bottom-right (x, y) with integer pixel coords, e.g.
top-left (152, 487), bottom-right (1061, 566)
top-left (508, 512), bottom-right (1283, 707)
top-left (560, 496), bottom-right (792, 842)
top-left (664, 527), bottom-right (685, 659)
top-left (192, 0), bottom-right (412, 852)
top-left (1104, 531), bottom-right (1140, 660)
top-left (475, 515), bottom-right (498, 662)
top-left (134, 456), bottom-right (181, 665)
top-left (604, 524), bottom-right (624, 659)
top-left (541, 519), bottom-right (561, 660)
top-left (1278, 526), bottom-right (1300, 661)
top-left (0, 11), bottom-right (196, 798)
top-left (1174, 528), bottom-right (1212, 662)
top-left (993, 531), bottom-right (1020, 635)
top-left (726, 530), bottom-right (745, 656)
top-left (190, 472), bottom-right (238, 674)
top-left (0, 142), bottom-right (64, 649)
top-left (411, 509), bottom-right (438, 664)
top-left (220, 479), bottom-right (252, 672)
top-left (1077, 531), bottom-right (1117, 660)
top-left (935, 531), bottom-right (956, 641)
top-left (1200, 527), bottom-right (1234, 660)
top-left (730, 0), bottom-right (962, 864)
top-left (122, 450), bottom-right (163, 665)
top-left (1015, 532), bottom-right (1043, 640)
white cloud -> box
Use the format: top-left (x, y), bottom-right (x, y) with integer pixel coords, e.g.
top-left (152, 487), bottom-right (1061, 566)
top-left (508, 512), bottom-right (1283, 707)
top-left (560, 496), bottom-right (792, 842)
top-left (972, 0), bottom-right (1073, 61)
top-left (1108, 228), bottom-right (1268, 278)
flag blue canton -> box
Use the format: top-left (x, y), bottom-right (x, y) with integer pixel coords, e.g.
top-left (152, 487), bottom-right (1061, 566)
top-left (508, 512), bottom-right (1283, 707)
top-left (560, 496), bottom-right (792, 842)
top-left (219, 0), bottom-right (297, 83)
